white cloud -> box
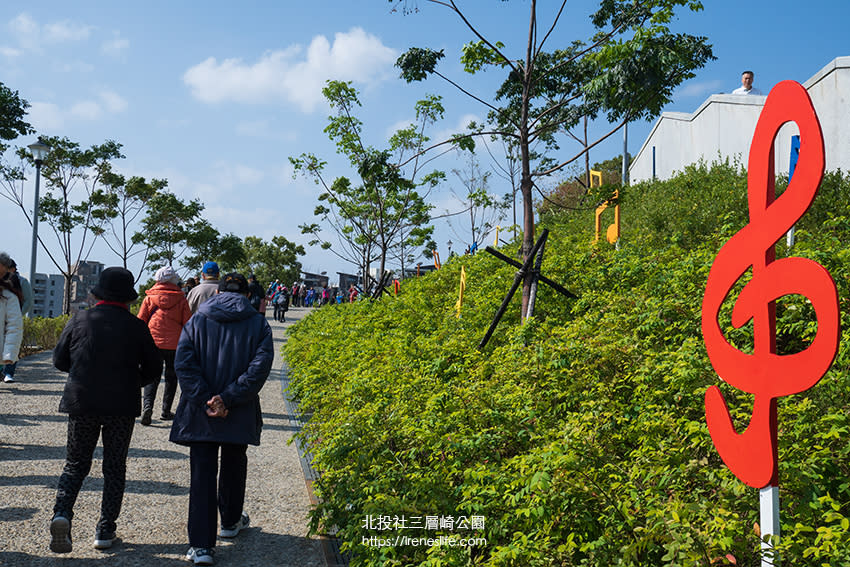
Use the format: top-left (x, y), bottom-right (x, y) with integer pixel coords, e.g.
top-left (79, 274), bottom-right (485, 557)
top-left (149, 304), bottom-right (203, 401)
top-left (102, 33), bottom-right (129, 57)
top-left (70, 100), bottom-right (102, 120)
top-left (215, 162), bottom-right (265, 187)
top-left (8, 13), bottom-right (93, 52)
top-left (0, 46), bottom-right (22, 58)
top-left (182, 162), bottom-right (267, 205)
top-left (99, 90), bottom-right (128, 113)
top-left (235, 120), bottom-right (271, 137)
top-left (70, 91), bottom-right (128, 120)
top-left (58, 61), bottom-right (95, 73)
top-left (183, 27), bottom-right (398, 112)
top-left (234, 119), bottom-right (298, 142)
top-left (30, 90), bottom-right (127, 127)
top-left (28, 101), bottom-right (65, 131)
top-left (434, 113), bottom-right (482, 146)
top-left (385, 118), bottom-right (414, 140)
top-left (44, 20), bottom-right (93, 43)
top-left (9, 14), bottom-right (39, 51)
top-left (203, 205), bottom-right (281, 238)
top-left (677, 79), bottom-right (725, 98)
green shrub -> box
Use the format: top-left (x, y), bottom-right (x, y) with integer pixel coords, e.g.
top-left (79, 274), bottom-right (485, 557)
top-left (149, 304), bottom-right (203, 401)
top-left (284, 164), bottom-right (850, 566)
top-left (20, 315), bottom-right (70, 358)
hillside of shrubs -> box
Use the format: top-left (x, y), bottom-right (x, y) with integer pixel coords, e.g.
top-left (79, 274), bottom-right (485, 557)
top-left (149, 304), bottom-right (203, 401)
top-left (284, 161), bottom-right (850, 566)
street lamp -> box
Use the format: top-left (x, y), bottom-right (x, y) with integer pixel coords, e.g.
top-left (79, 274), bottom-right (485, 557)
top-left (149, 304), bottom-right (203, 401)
top-left (27, 139), bottom-right (51, 288)
top-left (447, 240), bottom-right (453, 257)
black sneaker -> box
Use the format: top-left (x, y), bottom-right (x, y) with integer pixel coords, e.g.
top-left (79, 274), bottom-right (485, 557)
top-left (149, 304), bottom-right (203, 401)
top-left (94, 529), bottom-right (115, 549)
top-left (50, 515), bottom-right (72, 553)
top-left (141, 408), bottom-right (152, 426)
top-left (160, 410), bottom-right (175, 420)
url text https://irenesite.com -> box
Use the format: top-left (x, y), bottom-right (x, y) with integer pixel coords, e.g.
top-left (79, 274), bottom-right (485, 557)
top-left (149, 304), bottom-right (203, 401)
top-left (361, 535), bottom-right (488, 548)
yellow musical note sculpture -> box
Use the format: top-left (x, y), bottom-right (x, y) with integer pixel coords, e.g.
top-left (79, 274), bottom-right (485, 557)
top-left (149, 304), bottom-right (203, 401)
top-left (455, 265), bottom-right (466, 318)
top-left (592, 170), bottom-right (620, 244)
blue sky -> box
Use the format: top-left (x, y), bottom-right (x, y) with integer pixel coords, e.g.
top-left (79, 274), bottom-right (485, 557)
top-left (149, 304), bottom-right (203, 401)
top-left (2, 1), bottom-right (848, 285)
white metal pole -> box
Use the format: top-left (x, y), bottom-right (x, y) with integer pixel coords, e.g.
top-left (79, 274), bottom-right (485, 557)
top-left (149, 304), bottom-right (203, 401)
top-left (759, 485), bottom-right (780, 566)
top-left (28, 160), bottom-right (42, 287)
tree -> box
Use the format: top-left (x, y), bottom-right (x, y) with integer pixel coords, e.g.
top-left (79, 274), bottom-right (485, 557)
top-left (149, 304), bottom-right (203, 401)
top-left (447, 150), bottom-right (510, 252)
top-left (291, 81), bottom-right (442, 291)
top-left (0, 82), bottom-right (33, 154)
top-left (182, 219), bottom-right (246, 274)
top-left (539, 153), bottom-right (631, 216)
top-left (394, 0), bottom-right (714, 317)
top-left (135, 191), bottom-right (204, 276)
top-left (0, 82), bottom-right (35, 247)
top-left (16, 136), bottom-right (125, 314)
top-left (239, 235), bottom-right (305, 288)
top-left (92, 173), bottom-right (166, 280)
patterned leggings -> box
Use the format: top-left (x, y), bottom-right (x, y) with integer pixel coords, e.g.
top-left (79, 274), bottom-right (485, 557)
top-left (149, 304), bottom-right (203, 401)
top-left (53, 415), bottom-right (135, 534)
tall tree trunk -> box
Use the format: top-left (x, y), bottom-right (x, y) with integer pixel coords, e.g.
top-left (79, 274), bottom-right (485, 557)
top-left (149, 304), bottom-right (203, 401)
top-left (519, 0), bottom-right (536, 319)
top-left (63, 272), bottom-right (72, 316)
top-left (584, 115), bottom-right (590, 188)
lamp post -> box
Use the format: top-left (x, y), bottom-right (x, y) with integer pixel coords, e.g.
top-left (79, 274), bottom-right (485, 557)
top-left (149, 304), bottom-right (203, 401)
top-left (447, 240), bottom-right (453, 257)
top-left (27, 139), bottom-right (51, 288)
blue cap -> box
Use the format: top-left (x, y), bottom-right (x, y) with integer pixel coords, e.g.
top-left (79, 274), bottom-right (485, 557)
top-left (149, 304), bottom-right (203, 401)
top-left (202, 261), bottom-right (220, 275)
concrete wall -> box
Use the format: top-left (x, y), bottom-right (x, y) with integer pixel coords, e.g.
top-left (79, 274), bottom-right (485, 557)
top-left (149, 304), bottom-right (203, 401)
top-left (630, 56), bottom-right (849, 183)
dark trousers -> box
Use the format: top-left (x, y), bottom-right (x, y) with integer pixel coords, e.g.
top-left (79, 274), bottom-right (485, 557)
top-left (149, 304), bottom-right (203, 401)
top-left (188, 443), bottom-right (248, 548)
top-left (143, 349), bottom-right (177, 414)
top-left (54, 415), bottom-right (135, 533)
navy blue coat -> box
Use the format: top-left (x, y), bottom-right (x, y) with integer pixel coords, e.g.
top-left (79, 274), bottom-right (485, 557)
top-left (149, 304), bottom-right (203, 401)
top-left (169, 292), bottom-right (273, 446)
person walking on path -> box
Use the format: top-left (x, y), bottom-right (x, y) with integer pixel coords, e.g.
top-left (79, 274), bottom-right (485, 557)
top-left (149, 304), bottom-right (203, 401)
top-left (0, 252), bottom-right (23, 384)
top-left (1, 257), bottom-right (27, 382)
top-left (170, 272), bottom-right (273, 566)
top-left (187, 262), bottom-right (221, 313)
top-left (247, 274), bottom-right (264, 312)
top-left (137, 265), bottom-right (191, 426)
top-left (49, 267), bottom-right (161, 554)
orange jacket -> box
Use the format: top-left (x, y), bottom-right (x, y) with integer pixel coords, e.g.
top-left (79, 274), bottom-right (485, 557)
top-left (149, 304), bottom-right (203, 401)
top-left (137, 282), bottom-right (191, 350)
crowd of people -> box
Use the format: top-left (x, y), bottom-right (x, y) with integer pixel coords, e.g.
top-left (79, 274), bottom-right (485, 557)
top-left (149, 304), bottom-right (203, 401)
top-left (42, 261), bottom-right (273, 566)
top-left (1, 251), bottom-right (362, 565)
top-left (264, 280), bottom-right (360, 315)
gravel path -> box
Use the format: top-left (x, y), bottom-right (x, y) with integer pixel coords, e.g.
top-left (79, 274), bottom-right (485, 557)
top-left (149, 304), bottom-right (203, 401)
top-left (0, 307), bottom-right (326, 567)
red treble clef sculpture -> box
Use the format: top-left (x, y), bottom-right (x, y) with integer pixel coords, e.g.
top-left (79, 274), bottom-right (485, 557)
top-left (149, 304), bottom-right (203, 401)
top-left (701, 80), bottom-right (840, 489)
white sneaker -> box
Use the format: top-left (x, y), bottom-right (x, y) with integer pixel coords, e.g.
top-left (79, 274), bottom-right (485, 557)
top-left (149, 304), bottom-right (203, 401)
top-left (219, 513), bottom-right (249, 538)
top-left (3, 375), bottom-right (14, 383)
top-left (185, 547), bottom-right (214, 565)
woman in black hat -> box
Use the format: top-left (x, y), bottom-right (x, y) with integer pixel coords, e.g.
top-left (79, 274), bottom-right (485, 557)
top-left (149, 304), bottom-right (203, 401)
top-left (49, 267), bottom-right (162, 554)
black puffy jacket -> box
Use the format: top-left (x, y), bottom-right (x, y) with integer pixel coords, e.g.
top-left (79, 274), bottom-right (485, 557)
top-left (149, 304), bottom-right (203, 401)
top-left (53, 303), bottom-right (161, 416)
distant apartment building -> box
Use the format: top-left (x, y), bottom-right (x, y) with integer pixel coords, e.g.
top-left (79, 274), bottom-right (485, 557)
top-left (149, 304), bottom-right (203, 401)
top-left (30, 260), bottom-right (106, 317)
top-left (301, 271), bottom-right (330, 290)
top-left (31, 273), bottom-right (66, 318)
top-left (68, 261), bottom-right (105, 313)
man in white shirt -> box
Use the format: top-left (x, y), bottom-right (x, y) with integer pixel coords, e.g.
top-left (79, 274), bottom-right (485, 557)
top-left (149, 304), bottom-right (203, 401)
top-left (732, 70), bottom-right (763, 95)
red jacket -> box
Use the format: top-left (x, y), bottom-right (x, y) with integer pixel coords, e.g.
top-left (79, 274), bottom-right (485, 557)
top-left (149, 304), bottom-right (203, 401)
top-left (138, 282), bottom-right (191, 350)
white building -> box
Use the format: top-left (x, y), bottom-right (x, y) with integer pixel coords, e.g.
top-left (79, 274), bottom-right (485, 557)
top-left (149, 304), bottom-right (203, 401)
top-left (629, 56), bottom-right (850, 183)
top-left (31, 273), bottom-right (65, 318)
